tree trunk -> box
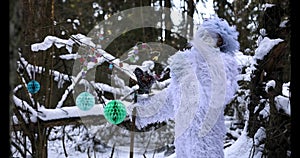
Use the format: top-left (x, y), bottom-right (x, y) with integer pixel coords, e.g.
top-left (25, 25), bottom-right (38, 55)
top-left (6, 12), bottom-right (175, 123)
top-left (19, 1), bottom-right (54, 157)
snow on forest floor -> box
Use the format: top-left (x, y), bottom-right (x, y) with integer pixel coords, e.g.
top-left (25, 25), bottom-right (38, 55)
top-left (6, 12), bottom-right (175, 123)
top-left (48, 145), bottom-right (170, 158)
top-left (45, 115), bottom-right (244, 158)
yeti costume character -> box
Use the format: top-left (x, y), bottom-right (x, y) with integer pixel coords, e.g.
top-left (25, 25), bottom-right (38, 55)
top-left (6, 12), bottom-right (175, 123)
top-left (128, 16), bottom-right (240, 158)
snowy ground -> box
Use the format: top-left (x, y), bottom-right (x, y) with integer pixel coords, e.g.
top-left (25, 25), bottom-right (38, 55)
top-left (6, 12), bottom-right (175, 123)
top-left (44, 115), bottom-right (247, 158)
top-left (48, 148), bottom-right (169, 158)
top-left (11, 113), bottom-right (250, 158)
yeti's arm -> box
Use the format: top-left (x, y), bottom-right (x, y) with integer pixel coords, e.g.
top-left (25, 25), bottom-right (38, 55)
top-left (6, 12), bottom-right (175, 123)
top-left (127, 75), bottom-right (180, 129)
top-left (127, 52), bottom-right (186, 129)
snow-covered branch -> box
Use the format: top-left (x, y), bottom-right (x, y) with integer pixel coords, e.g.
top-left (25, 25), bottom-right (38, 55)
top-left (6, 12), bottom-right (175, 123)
top-left (30, 34), bottom-right (81, 53)
top-left (56, 74), bottom-right (78, 108)
top-left (18, 54), bottom-right (71, 83)
top-left (93, 82), bottom-right (133, 98)
top-left (14, 76), bottom-right (35, 106)
top-left (12, 95), bottom-right (39, 123)
top-left (151, 78), bottom-right (171, 90)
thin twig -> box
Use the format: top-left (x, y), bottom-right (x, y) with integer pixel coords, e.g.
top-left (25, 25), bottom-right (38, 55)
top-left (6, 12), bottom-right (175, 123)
top-left (109, 143), bottom-right (116, 158)
top-left (142, 127), bottom-right (155, 156)
top-left (62, 125), bottom-right (68, 157)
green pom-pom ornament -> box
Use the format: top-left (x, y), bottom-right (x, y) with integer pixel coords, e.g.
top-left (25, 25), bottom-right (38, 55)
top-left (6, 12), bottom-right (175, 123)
top-left (76, 92), bottom-right (95, 111)
top-left (104, 100), bottom-right (127, 124)
top-left (27, 80), bottom-right (40, 94)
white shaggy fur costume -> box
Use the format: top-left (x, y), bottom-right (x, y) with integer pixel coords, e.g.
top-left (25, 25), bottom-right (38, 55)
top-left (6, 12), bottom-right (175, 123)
top-left (128, 16), bottom-right (240, 158)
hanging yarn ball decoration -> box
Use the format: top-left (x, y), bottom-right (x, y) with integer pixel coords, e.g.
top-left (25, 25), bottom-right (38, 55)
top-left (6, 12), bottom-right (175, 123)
top-left (79, 57), bottom-right (85, 63)
top-left (76, 92), bottom-right (95, 111)
top-left (152, 56), bottom-right (159, 61)
top-left (81, 71), bottom-right (86, 78)
top-left (129, 56), bottom-right (136, 63)
top-left (104, 100), bottom-right (127, 125)
top-left (133, 46), bottom-right (139, 54)
top-left (142, 43), bottom-right (147, 49)
top-left (99, 34), bottom-right (104, 40)
top-left (83, 66), bottom-right (88, 71)
top-left (108, 63), bottom-right (114, 70)
top-left (27, 80), bottom-right (41, 94)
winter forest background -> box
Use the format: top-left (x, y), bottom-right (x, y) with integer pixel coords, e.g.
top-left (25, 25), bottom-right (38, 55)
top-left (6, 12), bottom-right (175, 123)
top-left (9, 0), bottom-right (291, 158)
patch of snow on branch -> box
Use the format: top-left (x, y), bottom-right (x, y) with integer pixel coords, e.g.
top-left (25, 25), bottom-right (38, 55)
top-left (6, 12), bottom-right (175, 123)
top-left (275, 95), bottom-right (290, 116)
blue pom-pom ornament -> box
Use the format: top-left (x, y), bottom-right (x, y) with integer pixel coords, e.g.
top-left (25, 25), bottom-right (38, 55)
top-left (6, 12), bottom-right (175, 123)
top-left (27, 80), bottom-right (40, 94)
top-left (76, 92), bottom-right (95, 111)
